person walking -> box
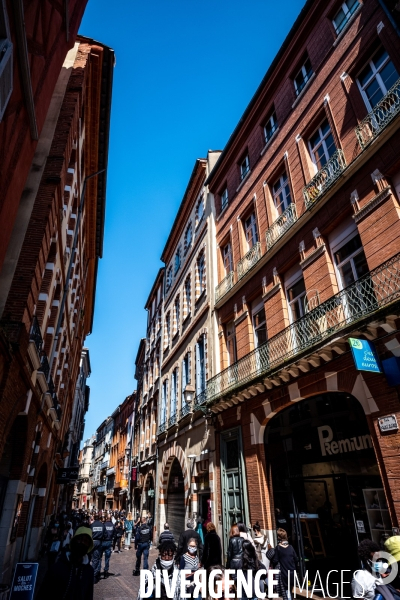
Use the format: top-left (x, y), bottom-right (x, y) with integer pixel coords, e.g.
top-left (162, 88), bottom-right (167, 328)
top-left (133, 516), bottom-right (152, 575)
top-left (202, 522), bottom-right (222, 571)
top-left (238, 522), bottom-right (256, 547)
top-left (124, 512), bottom-right (134, 550)
top-left (241, 540), bottom-right (266, 599)
top-left (176, 519), bottom-right (203, 563)
top-left (37, 527), bottom-right (94, 600)
top-left (159, 523), bottom-right (175, 545)
top-left (266, 528), bottom-right (298, 600)
top-left (113, 520), bottom-right (124, 553)
top-left (252, 522), bottom-right (269, 568)
top-left (226, 524), bottom-right (244, 574)
top-left (179, 537), bottom-right (200, 599)
top-left (385, 535), bottom-right (400, 591)
top-left (100, 513), bottom-right (116, 579)
top-left (137, 540), bottom-right (181, 600)
top-left (90, 513), bottom-right (105, 583)
top-left (351, 539), bottom-right (383, 600)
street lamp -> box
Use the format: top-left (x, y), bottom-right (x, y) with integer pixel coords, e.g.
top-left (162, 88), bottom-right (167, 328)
top-left (183, 385), bottom-right (195, 405)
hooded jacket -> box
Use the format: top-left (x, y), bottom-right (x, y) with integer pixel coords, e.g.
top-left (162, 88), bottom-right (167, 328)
top-left (37, 527), bottom-right (94, 600)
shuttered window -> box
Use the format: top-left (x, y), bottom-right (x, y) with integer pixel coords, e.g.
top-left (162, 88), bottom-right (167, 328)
top-left (196, 336), bottom-right (206, 395)
top-left (0, 0), bottom-right (13, 122)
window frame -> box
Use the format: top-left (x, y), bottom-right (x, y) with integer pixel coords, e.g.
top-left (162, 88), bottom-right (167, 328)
top-left (222, 241), bottom-right (233, 274)
top-left (221, 187), bottom-right (229, 211)
top-left (197, 252), bottom-right (206, 296)
top-left (356, 48), bottom-right (399, 112)
top-left (184, 275), bottom-right (191, 319)
top-left (294, 57), bottom-right (313, 97)
top-left (244, 212), bottom-right (259, 250)
top-left (332, 233), bottom-right (368, 290)
top-left (174, 295), bottom-right (180, 335)
top-left (252, 302), bottom-right (267, 348)
top-left (271, 172), bottom-right (292, 216)
top-left (226, 321), bottom-right (237, 366)
top-left (308, 119), bottom-right (337, 173)
top-left (286, 276), bottom-right (306, 323)
top-left (264, 110), bottom-right (278, 144)
top-left (332, 0), bottom-right (360, 35)
top-left (240, 155), bottom-right (250, 181)
top-left (174, 246), bottom-right (181, 275)
top-left (195, 194), bottom-right (205, 228)
top-left (166, 266), bottom-right (173, 292)
top-left (196, 335), bottom-right (206, 395)
top-left (184, 222), bottom-right (193, 255)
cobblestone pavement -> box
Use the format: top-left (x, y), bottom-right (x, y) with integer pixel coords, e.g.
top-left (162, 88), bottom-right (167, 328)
top-left (94, 546), bottom-right (158, 600)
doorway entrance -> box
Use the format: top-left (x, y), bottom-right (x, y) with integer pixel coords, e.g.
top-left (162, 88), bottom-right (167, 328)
top-left (166, 458), bottom-right (185, 542)
top-left (265, 392), bottom-right (390, 595)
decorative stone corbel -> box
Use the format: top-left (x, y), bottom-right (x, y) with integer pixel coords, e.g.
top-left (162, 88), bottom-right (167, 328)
top-left (350, 190), bottom-right (360, 213)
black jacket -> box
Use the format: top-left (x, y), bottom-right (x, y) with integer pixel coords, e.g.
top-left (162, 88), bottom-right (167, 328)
top-left (102, 521), bottom-right (115, 542)
top-left (226, 535), bottom-right (244, 570)
top-left (176, 529), bottom-right (203, 561)
top-left (158, 530), bottom-right (175, 545)
top-left (202, 531), bottom-right (222, 570)
top-left (90, 520), bottom-right (104, 542)
top-left (37, 550), bottom-right (94, 600)
top-left (136, 523), bottom-right (151, 545)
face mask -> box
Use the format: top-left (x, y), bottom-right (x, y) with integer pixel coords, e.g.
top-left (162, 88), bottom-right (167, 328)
top-left (160, 559), bottom-right (174, 569)
top-left (188, 547), bottom-right (197, 554)
top-left (369, 559), bottom-right (387, 573)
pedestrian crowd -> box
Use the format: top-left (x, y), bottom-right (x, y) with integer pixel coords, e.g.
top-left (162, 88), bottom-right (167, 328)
top-left (36, 508), bottom-right (400, 600)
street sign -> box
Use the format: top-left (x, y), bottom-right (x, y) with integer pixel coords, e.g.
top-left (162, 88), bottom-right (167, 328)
top-left (56, 466), bottom-right (79, 484)
top-left (349, 338), bottom-right (381, 373)
top-left (10, 563), bottom-right (38, 600)
top-left (378, 414), bottom-right (398, 433)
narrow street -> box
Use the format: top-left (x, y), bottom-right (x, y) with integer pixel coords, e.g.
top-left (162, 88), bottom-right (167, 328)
top-left (93, 547), bottom-right (158, 600)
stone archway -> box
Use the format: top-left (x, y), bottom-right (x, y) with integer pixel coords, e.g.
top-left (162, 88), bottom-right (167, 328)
top-left (158, 444), bottom-right (189, 534)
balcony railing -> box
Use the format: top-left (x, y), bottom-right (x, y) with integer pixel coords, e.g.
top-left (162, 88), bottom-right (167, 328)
top-left (157, 421), bottom-right (166, 435)
top-left (356, 78), bottom-right (400, 149)
top-left (303, 150), bottom-right (346, 208)
top-left (168, 413), bottom-right (177, 428)
top-left (38, 354), bottom-right (50, 380)
top-left (266, 203), bottom-right (298, 251)
top-left (237, 242), bottom-right (262, 280)
top-left (193, 389), bottom-right (207, 409)
top-left (205, 252), bottom-right (400, 404)
top-left (29, 317), bottom-right (43, 353)
top-left (180, 403), bottom-right (191, 419)
top-left (216, 271), bottom-right (234, 302)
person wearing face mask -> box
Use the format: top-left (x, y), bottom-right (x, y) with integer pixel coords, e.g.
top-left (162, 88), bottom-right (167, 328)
top-left (179, 538), bottom-right (200, 599)
top-left (137, 540), bottom-right (181, 600)
top-left (37, 527), bottom-right (94, 600)
top-left (351, 539), bottom-right (382, 600)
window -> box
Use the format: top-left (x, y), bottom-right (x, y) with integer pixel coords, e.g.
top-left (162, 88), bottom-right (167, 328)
top-left (171, 369), bottom-right (178, 417)
top-left (166, 266), bottom-right (172, 292)
top-left (0, 2), bottom-right (13, 122)
top-left (221, 188), bottom-right (229, 211)
top-left (240, 155), bottom-right (250, 180)
top-left (253, 306), bottom-right (267, 347)
top-left (184, 276), bottom-right (191, 318)
top-left (184, 222), bottom-right (192, 254)
top-left (244, 213), bottom-right (258, 249)
top-left (294, 57), bottom-right (313, 96)
top-left (196, 195), bottom-right (205, 227)
top-left (165, 312), bottom-right (171, 347)
top-left (223, 242), bottom-right (233, 274)
top-left (357, 47), bottom-right (399, 110)
top-left (272, 172), bottom-right (292, 216)
top-left (287, 277), bottom-right (306, 322)
top-left (196, 336), bottom-right (206, 395)
top-left (264, 111), bottom-right (278, 143)
top-left (173, 296), bottom-right (180, 335)
top-left (197, 252), bottom-right (206, 296)
top-left (308, 119), bottom-right (337, 171)
top-left (182, 353), bottom-right (191, 403)
top-left (174, 247), bottom-right (181, 274)
top-left (161, 380), bottom-right (168, 424)
top-left (333, 0), bottom-right (360, 34)
top-left (334, 233), bottom-right (368, 288)
top-left (226, 321), bottom-right (237, 366)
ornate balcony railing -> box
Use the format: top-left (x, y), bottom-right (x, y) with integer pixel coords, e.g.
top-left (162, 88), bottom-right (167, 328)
top-left (205, 252), bottom-right (400, 404)
top-left (157, 421), bottom-right (166, 435)
top-left (303, 150), bottom-right (346, 208)
top-left (168, 413), bottom-right (177, 428)
top-left (180, 403), bottom-right (191, 419)
top-left (237, 242), bottom-right (262, 280)
top-left (356, 78), bottom-right (400, 149)
top-left (38, 354), bottom-right (50, 380)
top-left (193, 389), bottom-right (207, 409)
top-left (215, 271), bottom-right (234, 302)
top-left (266, 203), bottom-right (298, 251)
top-left (29, 316), bottom-right (43, 353)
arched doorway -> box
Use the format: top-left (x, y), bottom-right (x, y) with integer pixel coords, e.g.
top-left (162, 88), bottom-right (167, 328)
top-left (142, 474), bottom-right (155, 522)
top-left (166, 458), bottom-right (185, 541)
top-left (265, 392), bottom-right (390, 594)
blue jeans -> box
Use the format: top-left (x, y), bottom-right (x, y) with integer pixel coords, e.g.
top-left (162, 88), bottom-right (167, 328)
top-left (91, 540), bottom-right (102, 577)
top-left (135, 542), bottom-right (149, 570)
top-left (101, 541), bottom-right (113, 572)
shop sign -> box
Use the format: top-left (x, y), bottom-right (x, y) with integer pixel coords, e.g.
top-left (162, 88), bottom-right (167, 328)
top-left (318, 425), bottom-right (372, 456)
top-left (378, 414), bottom-right (399, 433)
top-left (356, 520), bottom-right (366, 533)
top-left (349, 338), bottom-right (381, 373)
top-left (10, 563), bottom-right (38, 600)
top-left (56, 466), bottom-right (79, 484)
top-left (131, 467), bottom-right (137, 483)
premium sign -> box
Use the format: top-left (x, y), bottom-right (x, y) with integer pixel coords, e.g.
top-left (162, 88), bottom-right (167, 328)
top-left (349, 338), bottom-right (381, 373)
top-left (318, 425), bottom-right (372, 456)
top-left (10, 563), bottom-right (38, 600)
top-left (378, 414), bottom-right (399, 433)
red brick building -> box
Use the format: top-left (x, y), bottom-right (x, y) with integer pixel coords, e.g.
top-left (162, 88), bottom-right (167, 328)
top-left (0, 37), bottom-right (113, 582)
top-left (0, 0), bottom-right (88, 274)
top-left (205, 0), bottom-right (400, 582)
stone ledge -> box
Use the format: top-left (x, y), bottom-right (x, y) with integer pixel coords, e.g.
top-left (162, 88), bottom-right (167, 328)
top-left (353, 187), bottom-right (393, 223)
top-left (300, 244), bottom-right (326, 270)
top-left (262, 283), bottom-right (281, 302)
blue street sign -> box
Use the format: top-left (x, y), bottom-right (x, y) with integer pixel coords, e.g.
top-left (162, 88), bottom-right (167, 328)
top-left (10, 563), bottom-right (38, 600)
top-left (349, 338), bottom-right (382, 373)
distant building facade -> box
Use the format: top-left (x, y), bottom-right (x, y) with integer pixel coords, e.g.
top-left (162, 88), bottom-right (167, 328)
top-left (74, 435), bottom-right (95, 510)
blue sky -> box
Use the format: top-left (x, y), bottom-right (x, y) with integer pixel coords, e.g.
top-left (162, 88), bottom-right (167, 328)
top-left (80, 0), bottom-right (306, 438)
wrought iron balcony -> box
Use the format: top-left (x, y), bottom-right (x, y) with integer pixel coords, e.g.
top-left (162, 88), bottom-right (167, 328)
top-left (180, 403), bottom-right (191, 419)
top-left (38, 354), bottom-right (50, 380)
top-left (356, 78), bottom-right (400, 149)
top-left (266, 203), bottom-right (297, 251)
top-left (193, 389), bottom-right (207, 409)
top-left (215, 271), bottom-right (234, 302)
top-left (29, 317), bottom-right (43, 353)
top-left (206, 252), bottom-right (400, 404)
top-left (157, 421), bottom-right (166, 435)
top-left (303, 150), bottom-right (346, 208)
top-left (237, 242), bottom-right (262, 280)
top-left (168, 413), bottom-right (177, 428)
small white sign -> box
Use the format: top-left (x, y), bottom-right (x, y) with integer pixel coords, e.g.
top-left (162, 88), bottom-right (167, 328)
top-left (378, 414), bottom-right (398, 433)
top-left (356, 520), bottom-right (366, 533)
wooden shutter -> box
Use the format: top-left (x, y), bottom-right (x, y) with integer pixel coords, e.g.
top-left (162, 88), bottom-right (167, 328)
top-left (195, 342), bottom-right (200, 395)
top-left (181, 358), bottom-right (186, 404)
